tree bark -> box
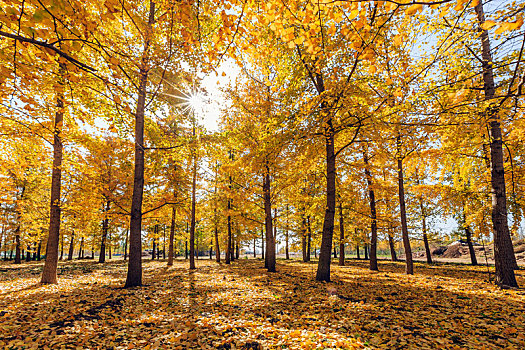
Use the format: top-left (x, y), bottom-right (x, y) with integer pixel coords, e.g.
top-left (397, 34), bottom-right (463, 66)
top-left (316, 115), bottom-right (336, 282)
top-left (364, 149), bottom-right (378, 271)
top-left (465, 223), bottom-right (478, 266)
top-left (307, 216), bottom-right (312, 262)
top-left (168, 205), bottom-right (176, 266)
top-left (301, 213), bottom-right (307, 262)
top-left (189, 126), bottom-right (197, 270)
top-left (37, 240), bottom-right (41, 261)
top-left (397, 142), bottom-right (413, 274)
top-left (99, 201), bottom-right (110, 263)
top-left (474, 1), bottom-right (518, 287)
top-left (78, 236), bottom-right (84, 260)
top-left (123, 231), bottom-right (128, 261)
top-left (67, 231), bottom-right (74, 261)
top-left (125, 0), bottom-right (155, 288)
top-left (364, 244), bottom-right (369, 260)
top-left (422, 216), bottom-right (432, 264)
top-left (14, 231), bottom-right (21, 264)
top-left (338, 202), bottom-right (345, 266)
top-left (388, 226), bottom-right (397, 261)
top-left (41, 63), bottom-right (65, 284)
top-left (261, 228), bottom-right (265, 259)
top-left (263, 163), bottom-right (276, 272)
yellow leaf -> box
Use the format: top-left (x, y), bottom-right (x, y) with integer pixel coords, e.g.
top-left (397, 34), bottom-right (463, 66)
top-left (405, 4), bottom-right (422, 16)
top-left (481, 20), bottom-right (496, 30)
top-left (393, 35), bottom-right (403, 47)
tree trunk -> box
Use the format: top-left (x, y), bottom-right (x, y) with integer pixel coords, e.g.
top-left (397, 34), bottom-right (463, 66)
top-left (338, 202), bottom-right (345, 266)
top-left (214, 226), bottom-right (220, 263)
top-left (152, 227), bottom-right (156, 260)
top-left (67, 231), bottom-right (74, 261)
top-left (388, 226), bottom-right (397, 261)
top-left (261, 228), bottom-right (265, 259)
top-left (189, 133), bottom-right (197, 270)
top-left (333, 246), bottom-right (337, 259)
top-left (364, 149), bottom-right (378, 271)
top-left (364, 244), bottom-right (369, 260)
top-left (37, 240), bottom-right (41, 261)
top-left (99, 201), bottom-right (110, 263)
top-left (301, 213), bottom-right (307, 262)
top-left (124, 0), bottom-right (155, 288)
top-left (307, 216), bottom-right (312, 262)
top-left (41, 63), bottom-right (65, 284)
top-left (78, 237), bottom-right (84, 260)
top-left (226, 201), bottom-right (232, 265)
top-left (109, 232), bottom-right (112, 259)
top-left (14, 229), bottom-right (21, 264)
top-left (60, 234), bottom-right (64, 261)
top-left (316, 117), bottom-right (336, 282)
top-left (185, 239), bottom-right (188, 259)
top-left (397, 146), bottom-right (413, 274)
top-left (263, 163), bottom-right (276, 272)
top-left (235, 241), bottom-right (239, 259)
top-left (422, 215), bottom-right (432, 264)
top-left (253, 237), bottom-right (256, 258)
top-left (285, 225), bottom-right (289, 260)
top-left (465, 225), bottom-right (478, 266)
top-left (474, 1), bottom-right (517, 287)
top-left (168, 206), bottom-right (176, 266)
top-left (123, 231), bottom-right (128, 261)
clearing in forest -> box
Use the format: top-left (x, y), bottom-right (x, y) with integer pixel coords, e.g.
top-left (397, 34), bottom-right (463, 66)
top-left (0, 259), bottom-right (524, 349)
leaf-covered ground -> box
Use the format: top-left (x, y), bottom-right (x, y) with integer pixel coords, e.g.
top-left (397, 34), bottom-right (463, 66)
top-left (1, 258), bottom-right (524, 349)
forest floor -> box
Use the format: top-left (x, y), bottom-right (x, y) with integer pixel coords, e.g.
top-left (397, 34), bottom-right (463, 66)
top-left (0, 258), bottom-right (524, 349)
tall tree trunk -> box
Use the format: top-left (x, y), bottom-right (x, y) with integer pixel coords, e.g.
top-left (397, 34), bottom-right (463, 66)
top-left (109, 232), bottom-right (112, 259)
top-left (307, 216), bottom-right (312, 262)
top-left (388, 226), bottom-right (397, 261)
top-left (363, 149), bottom-right (378, 271)
top-left (263, 163), bottom-right (276, 272)
top-left (78, 236), bottom-right (84, 260)
top-left (333, 246), bottom-right (337, 259)
top-left (285, 224), bottom-right (289, 260)
top-left (168, 205), bottom-right (176, 266)
top-left (125, 0), bottom-right (155, 288)
top-left (364, 244), bottom-right (369, 260)
top-left (60, 234), bottom-right (64, 261)
top-left (26, 246), bottom-right (31, 262)
top-left (397, 142), bottom-right (413, 275)
top-left (226, 201), bottom-right (232, 264)
top-left (185, 239), bottom-right (188, 259)
top-left (99, 201), bottom-right (110, 263)
top-left (422, 215), bottom-right (432, 264)
top-left (474, 2), bottom-right (517, 287)
top-left (338, 202), bottom-right (345, 266)
top-left (37, 240), bottom-right (41, 261)
top-left (14, 229), bottom-right (21, 264)
top-left (41, 63), bottom-right (65, 284)
top-left (253, 237), bottom-right (256, 258)
top-left (124, 231), bottom-right (128, 260)
top-left (214, 226), bottom-right (220, 263)
top-left (301, 213), bottom-right (307, 262)
top-left (152, 224), bottom-right (157, 260)
top-left (189, 134), bottom-right (197, 270)
top-left (261, 228), bottom-right (265, 260)
top-left (464, 219), bottom-right (478, 266)
top-left (67, 231), bottom-right (74, 261)
top-left (162, 226), bottom-right (166, 260)
top-left (235, 241), bottom-right (240, 259)
top-left (356, 230), bottom-right (361, 259)
top-left (316, 116), bottom-right (336, 282)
